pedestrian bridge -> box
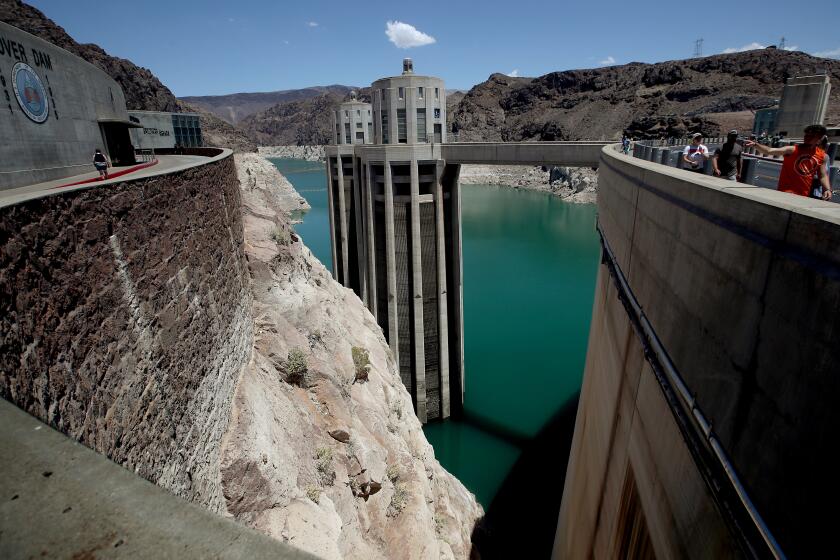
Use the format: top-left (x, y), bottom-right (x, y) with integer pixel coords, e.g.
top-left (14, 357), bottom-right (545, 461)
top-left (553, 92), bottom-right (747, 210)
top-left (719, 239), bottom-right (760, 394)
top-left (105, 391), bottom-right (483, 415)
top-left (555, 143), bottom-right (840, 559)
top-left (441, 141), bottom-right (609, 167)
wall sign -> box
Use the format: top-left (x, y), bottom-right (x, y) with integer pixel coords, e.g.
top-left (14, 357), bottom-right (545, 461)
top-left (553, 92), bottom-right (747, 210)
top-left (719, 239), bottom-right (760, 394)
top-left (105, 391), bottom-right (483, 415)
top-left (12, 62), bottom-right (49, 123)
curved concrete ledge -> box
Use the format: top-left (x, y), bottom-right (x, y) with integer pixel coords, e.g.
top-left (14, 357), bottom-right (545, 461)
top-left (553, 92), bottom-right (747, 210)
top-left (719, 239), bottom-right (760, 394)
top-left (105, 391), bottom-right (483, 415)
top-left (0, 399), bottom-right (316, 559)
top-left (0, 149), bottom-right (233, 210)
top-left (557, 144), bottom-right (839, 558)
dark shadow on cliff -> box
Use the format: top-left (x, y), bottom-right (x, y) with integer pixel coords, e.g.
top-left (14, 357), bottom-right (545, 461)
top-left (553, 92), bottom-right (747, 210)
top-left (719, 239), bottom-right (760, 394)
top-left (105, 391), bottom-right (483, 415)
top-left (469, 392), bottom-right (580, 560)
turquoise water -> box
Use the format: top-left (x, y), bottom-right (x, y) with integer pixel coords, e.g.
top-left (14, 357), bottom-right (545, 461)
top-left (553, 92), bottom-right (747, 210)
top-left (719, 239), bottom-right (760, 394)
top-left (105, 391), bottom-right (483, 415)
top-left (270, 159), bottom-right (601, 507)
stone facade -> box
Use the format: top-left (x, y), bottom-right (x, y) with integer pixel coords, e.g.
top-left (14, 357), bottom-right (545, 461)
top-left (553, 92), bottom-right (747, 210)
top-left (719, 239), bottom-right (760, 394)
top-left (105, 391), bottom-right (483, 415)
top-left (0, 154), bottom-right (251, 513)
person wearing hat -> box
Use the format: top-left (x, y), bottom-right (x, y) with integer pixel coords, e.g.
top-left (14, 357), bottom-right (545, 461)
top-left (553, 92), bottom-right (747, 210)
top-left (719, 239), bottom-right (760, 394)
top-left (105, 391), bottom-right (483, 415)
top-left (682, 133), bottom-right (709, 172)
top-left (745, 124), bottom-right (831, 200)
top-left (712, 130), bottom-right (743, 181)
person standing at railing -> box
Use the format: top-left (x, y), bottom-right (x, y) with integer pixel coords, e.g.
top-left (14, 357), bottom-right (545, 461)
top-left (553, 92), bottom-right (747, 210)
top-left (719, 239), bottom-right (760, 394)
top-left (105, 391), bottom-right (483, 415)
top-left (682, 133), bottom-right (709, 172)
top-left (745, 124), bottom-right (832, 200)
top-left (712, 130), bottom-right (742, 181)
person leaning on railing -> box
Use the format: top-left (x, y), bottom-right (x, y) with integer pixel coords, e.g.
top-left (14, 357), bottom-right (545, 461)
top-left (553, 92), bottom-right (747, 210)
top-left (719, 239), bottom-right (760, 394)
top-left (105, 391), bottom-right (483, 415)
top-left (745, 124), bottom-right (832, 200)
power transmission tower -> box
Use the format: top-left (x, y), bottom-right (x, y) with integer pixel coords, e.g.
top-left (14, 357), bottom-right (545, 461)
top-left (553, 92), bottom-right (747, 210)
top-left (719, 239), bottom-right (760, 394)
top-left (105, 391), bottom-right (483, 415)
top-left (693, 38), bottom-right (704, 58)
top-left (779, 36), bottom-right (786, 50)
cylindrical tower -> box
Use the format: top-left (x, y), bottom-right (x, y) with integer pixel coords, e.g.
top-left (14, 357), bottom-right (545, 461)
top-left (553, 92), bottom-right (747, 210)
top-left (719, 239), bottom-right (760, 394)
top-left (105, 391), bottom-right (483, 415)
top-left (371, 59), bottom-right (446, 145)
top-left (332, 92), bottom-right (373, 145)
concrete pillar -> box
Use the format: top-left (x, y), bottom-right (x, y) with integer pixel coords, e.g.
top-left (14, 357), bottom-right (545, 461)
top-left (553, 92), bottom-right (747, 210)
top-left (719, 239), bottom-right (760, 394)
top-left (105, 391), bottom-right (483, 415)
top-left (384, 161), bottom-right (399, 360)
top-left (389, 89), bottom-right (398, 144)
top-left (451, 165), bottom-right (465, 402)
top-left (410, 158), bottom-right (426, 422)
top-left (326, 157), bottom-right (338, 279)
top-left (365, 161), bottom-right (377, 319)
top-left (352, 158), bottom-right (367, 303)
top-left (406, 86), bottom-right (417, 144)
top-left (336, 155), bottom-right (349, 285)
top-left (435, 161), bottom-right (451, 418)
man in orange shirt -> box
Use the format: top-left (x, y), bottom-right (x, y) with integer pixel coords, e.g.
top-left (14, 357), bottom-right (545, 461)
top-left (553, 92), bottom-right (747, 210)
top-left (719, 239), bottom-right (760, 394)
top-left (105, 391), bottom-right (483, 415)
top-left (746, 124), bottom-right (832, 200)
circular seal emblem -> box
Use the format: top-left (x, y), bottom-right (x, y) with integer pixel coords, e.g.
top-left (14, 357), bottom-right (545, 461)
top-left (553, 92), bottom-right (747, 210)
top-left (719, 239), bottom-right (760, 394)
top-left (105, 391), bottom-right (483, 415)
top-left (12, 62), bottom-right (49, 123)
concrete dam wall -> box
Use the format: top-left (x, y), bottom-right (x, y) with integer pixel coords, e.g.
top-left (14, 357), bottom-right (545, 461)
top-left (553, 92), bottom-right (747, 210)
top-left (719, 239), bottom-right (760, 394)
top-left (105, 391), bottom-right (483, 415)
top-left (556, 146), bottom-right (840, 558)
top-left (0, 153), bottom-right (252, 513)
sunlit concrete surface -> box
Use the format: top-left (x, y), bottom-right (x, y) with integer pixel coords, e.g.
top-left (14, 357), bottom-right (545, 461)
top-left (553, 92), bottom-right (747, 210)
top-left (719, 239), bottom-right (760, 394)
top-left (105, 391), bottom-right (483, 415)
top-left (0, 399), bottom-right (318, 560)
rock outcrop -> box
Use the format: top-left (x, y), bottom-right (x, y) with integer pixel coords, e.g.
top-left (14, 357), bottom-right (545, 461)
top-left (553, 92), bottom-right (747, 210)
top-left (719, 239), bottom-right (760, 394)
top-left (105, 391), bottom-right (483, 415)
top-left (459, 164), bottom-right (598, 204)
top-left (259, 146), bottom-right (327, 162)
top-left (449, 49), bottom-right (840, 141)
top-left (222, 154), bottom-right (482, 559)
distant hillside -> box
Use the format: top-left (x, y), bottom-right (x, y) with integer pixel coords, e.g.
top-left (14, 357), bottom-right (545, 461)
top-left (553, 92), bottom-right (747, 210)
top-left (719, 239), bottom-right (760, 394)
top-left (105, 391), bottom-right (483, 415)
top-left (181, 86), bottom-right (357, 125)
top-left (449, 49), bottom-right (840, 141)
top-left (240, 93), bottom-right (344, 146)
top-left (1, 0), bottom-right (255, 152)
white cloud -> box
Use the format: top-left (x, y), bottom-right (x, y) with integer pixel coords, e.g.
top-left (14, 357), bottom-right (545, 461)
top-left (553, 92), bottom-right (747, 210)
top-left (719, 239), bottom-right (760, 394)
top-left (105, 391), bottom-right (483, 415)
top-left (307, 21), bottom-right (319, 27)
top-left (385, 21), bottom-right (436, 49)
top-left (599, 56), bottom-right (616, 65)
top-left (507, 69), bottom-right (519, 77)
top-left (722, 42), bottom-right (798, 53)
top-left (815, 47), bottom-right (840, 59)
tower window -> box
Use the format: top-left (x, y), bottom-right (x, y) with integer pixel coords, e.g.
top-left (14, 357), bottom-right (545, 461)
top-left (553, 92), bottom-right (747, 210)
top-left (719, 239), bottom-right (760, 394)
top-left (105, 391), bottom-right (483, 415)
top-left (418, 87), bottom-right (424, 99)
top-left (398, 87), bottom-right (404, 99)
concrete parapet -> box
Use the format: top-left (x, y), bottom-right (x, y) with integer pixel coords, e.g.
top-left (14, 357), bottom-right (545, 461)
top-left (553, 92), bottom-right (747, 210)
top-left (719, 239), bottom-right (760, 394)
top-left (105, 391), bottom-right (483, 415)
top-left (557, 144), bottom-right (840, 557)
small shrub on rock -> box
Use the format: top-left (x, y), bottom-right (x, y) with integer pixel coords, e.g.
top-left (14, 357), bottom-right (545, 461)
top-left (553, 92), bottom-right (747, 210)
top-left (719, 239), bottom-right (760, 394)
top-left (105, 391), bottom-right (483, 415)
top-left (270, 227), bottom-right (291, 246)
top-left (315, 446), bottom-right (335, 485)
top-left (305, 484), bottom-right (321, 503)
top-left (386, 464), bottom-right (400, 483)
top-left (387, 483), bottom-right (408, 518)
top-left (285, 347), bottom-right (308, 386)
top-left (351, 346), bottom-right (370, 382)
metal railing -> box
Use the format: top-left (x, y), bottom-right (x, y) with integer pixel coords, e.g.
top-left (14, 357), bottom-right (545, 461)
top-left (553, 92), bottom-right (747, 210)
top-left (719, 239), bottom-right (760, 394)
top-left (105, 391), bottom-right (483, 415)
top-left (628, 139), bottom-right (840, 201)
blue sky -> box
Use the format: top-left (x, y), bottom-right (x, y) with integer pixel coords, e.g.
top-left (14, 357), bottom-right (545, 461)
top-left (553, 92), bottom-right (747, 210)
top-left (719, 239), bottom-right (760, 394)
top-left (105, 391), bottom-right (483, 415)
top-left (27, 0), bottom-right (840, 97)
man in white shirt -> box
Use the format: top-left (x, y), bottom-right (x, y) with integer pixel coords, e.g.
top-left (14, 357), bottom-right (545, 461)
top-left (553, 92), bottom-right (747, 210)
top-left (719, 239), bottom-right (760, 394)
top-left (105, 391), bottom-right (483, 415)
top-left (683, 133), bottom-right (709, 173)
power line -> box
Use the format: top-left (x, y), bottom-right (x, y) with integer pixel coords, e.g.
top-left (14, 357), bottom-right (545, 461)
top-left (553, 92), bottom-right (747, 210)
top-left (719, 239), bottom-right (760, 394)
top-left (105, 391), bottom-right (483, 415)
top-left (779, 36), bottom-right (786, 50)
top-left (693, 38), bottom-right (704, 58)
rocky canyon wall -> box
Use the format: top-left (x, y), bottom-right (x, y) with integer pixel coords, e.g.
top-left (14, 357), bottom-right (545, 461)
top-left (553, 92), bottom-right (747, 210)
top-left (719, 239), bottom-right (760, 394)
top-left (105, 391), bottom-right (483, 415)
top-left (0, 155), bottom-right (251, 513)
top-left (223, 154), bottom-right (482, 560)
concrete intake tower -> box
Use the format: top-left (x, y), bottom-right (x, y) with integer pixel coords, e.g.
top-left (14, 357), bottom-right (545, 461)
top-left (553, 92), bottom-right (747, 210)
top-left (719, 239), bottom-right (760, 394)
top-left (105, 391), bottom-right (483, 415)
top-left (326, 60), bottom-right (462, 422)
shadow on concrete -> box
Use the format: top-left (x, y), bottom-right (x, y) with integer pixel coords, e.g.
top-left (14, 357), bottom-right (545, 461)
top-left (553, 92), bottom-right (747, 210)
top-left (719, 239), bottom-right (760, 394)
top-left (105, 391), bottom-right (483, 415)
top-left (469, 393), bottom-right (580, 560)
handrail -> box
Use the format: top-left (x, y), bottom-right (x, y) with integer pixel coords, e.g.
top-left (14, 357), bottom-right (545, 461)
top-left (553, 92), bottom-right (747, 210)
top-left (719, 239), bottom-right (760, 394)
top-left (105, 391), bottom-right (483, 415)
top-left (597, 223), bottom-right (786, 560)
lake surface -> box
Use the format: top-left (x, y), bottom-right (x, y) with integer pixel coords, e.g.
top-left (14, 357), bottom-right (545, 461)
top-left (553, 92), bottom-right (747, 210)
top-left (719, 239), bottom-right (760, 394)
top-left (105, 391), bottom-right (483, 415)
top-left (270, 158), bottom-right (600, 508)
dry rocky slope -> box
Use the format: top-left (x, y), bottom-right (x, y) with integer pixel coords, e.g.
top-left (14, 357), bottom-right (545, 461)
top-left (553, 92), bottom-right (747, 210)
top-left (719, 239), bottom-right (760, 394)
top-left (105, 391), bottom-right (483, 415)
top-left (226, 154), bottom-right (482, 559)
top-left (181, 86), bottom-right (356, 125)
top-left (1, 0), bottom-right (255, 152)
top-left (449, 49), bottom-right (840, 141)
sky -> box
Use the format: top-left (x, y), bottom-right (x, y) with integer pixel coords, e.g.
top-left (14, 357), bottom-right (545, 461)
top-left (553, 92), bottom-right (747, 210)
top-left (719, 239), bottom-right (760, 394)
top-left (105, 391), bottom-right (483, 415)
top-left (26, 0), bottom-right (840, 97)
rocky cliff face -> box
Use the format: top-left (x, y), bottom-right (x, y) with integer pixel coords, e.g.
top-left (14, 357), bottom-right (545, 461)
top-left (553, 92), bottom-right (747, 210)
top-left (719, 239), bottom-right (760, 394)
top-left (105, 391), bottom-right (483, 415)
top-left (450, 50), bottom-right (840, 141)
top-left (1, 1), bottom-right (255, 151)
top-left (224, 154), bottom-right (482, 559)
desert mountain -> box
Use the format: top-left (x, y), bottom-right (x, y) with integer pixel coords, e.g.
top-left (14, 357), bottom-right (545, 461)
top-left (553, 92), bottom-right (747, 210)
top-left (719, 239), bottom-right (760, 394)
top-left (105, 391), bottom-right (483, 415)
top-left (1, 0), bottom-right (255, 151)
top-left (449, 49), bottom-right (840, 141)
top-left (181, 86), bottom-right (357, 125)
